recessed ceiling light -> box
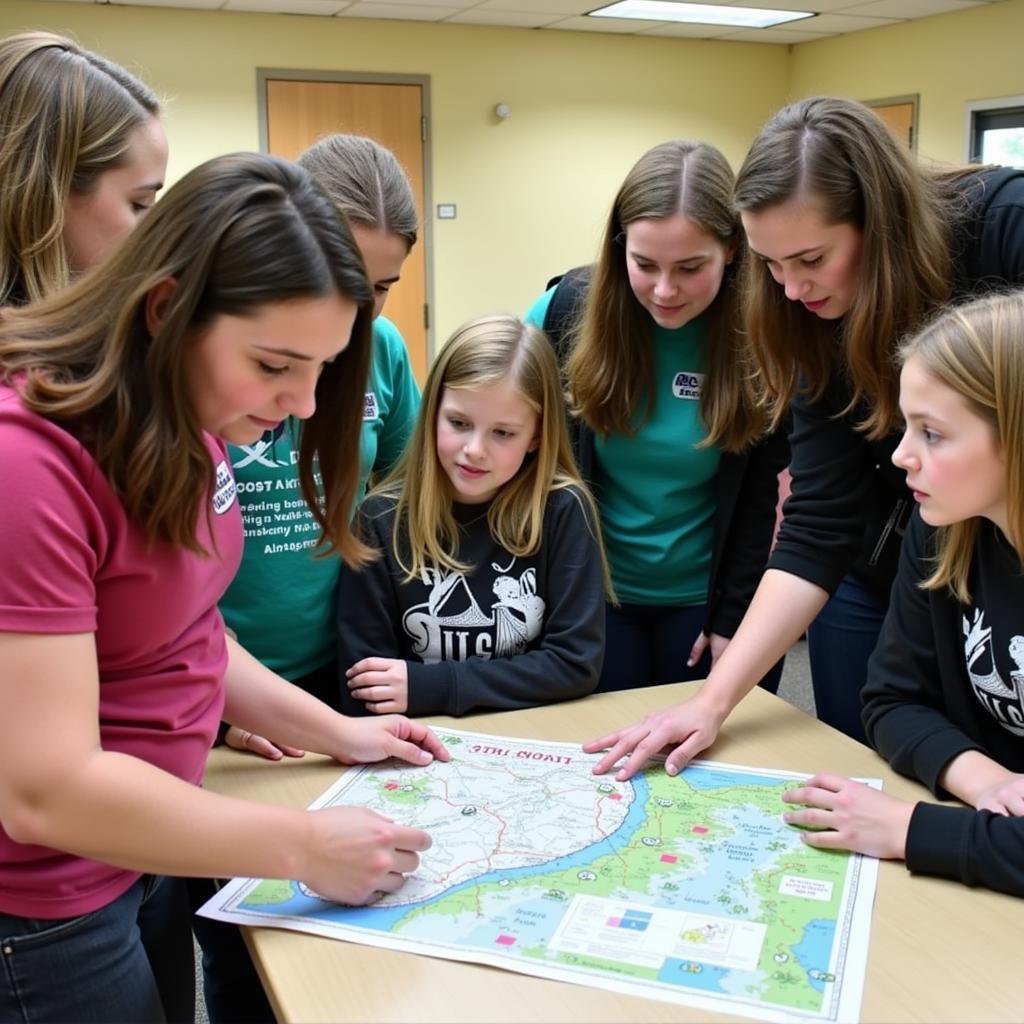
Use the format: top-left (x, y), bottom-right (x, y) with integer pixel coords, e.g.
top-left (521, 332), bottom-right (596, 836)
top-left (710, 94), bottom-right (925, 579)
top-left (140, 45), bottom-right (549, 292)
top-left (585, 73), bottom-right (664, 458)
top-left (589, 1), bottom-right (816, 28)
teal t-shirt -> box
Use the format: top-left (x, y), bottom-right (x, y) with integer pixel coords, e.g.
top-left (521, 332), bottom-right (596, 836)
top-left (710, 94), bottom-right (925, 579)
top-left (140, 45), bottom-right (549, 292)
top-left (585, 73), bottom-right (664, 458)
top-left (527, 287), bottom-right (720, 605)
top-left (220, 316), bottom-right (420, 679)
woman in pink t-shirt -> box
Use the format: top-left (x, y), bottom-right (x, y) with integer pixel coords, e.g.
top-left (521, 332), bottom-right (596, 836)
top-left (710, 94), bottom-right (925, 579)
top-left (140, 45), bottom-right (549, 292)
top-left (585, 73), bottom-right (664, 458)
top-left (0, 152), bottom-right (448, 1024)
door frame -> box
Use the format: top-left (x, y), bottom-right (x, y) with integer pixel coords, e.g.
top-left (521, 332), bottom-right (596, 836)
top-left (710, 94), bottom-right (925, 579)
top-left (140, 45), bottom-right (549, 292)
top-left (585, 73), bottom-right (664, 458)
top-left (256, 68), bottom-right (435, 361)
top-left (863, 93), bottom-right (919, 152)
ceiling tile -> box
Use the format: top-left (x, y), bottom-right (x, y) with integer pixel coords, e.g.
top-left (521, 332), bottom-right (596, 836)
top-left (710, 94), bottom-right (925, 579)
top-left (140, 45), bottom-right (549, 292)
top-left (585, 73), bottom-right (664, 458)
top-left (475, 0), bottom-right (593, 13)
top-left (717, 0), bottom-right (868, 11)
top-left (225, 0), bottom-right (347, 12)
top-left (338, 1), bottom-right (461, 16)
top-left (838, 0), bottom-right (983, 16)
top-left (792, 10), bottom-right (901, 29)
top-left (103, 0), bottom-right (224, 8)
top-left (445, 8), bottom-right (566, 24)
top-left (718, 24), bottom-right (832, 39)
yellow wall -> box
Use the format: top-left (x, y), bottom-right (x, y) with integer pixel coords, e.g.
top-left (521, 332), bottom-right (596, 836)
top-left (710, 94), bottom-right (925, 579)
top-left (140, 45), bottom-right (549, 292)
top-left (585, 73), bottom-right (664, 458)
top-left (789, 0), bottom-right (1024, 164)
top-left (0, 1), bottom-right (788, 344)
top-left (5, 0), bottom-right (1020, 341)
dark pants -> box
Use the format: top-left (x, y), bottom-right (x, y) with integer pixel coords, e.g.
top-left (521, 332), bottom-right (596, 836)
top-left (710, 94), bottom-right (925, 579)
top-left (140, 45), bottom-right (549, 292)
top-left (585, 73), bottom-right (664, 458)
top-left (0, 875), bottom-right (194, 1024)
top-left (188, 879), bottom-right (275, 1024)
top-left (601, 602), bottom-right (783, 695)
top-left (807, 573), bottom-right (890, 744)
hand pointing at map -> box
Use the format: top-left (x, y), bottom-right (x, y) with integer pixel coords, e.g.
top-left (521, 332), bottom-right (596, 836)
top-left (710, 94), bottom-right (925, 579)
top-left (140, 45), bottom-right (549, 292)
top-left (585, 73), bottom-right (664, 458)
top-left (302, 806), bottom-right (433, 906)
top-left (583, 693), bottom-right (727, 780)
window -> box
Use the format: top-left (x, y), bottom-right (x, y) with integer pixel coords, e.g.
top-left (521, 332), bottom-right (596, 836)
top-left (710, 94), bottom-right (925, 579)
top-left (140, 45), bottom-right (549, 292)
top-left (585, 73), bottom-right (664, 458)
top-left (966, 97), bottom-right (1024, 168)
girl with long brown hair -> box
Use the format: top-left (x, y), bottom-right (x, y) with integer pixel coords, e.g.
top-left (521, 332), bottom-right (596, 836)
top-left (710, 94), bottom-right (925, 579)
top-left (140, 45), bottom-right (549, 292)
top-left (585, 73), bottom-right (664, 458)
top-left (0, 152), bottom-right (446, 1023)
top-left (528, 140), bottom-right (787, 694)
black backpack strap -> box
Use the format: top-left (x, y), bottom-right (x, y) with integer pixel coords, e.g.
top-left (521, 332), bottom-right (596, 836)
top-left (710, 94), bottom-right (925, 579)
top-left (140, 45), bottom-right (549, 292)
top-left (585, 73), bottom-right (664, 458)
top-left (541, 265), bottom-right (592, 367)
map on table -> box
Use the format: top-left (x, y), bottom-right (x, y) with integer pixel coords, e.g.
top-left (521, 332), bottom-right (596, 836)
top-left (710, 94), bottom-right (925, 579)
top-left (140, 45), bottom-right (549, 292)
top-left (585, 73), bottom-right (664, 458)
top-left (199, 729), bottom-right (878, 1023)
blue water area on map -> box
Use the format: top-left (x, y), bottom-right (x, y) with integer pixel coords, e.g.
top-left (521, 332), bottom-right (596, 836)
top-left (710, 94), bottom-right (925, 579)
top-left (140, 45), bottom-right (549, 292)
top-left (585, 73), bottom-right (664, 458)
top-left (791, 918), bottom-right (835, 993)
top-left (682, 766), bottom-right (791, 791)
top-left (657, 958), bottom-right (730, 992)
top-left (242, 774), bottom-right (653, 931)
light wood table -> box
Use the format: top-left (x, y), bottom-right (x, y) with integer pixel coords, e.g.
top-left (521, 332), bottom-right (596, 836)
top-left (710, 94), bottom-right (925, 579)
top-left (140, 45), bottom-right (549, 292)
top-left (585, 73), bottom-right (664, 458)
top-left (203, 683), bottom-right (1021, 1022)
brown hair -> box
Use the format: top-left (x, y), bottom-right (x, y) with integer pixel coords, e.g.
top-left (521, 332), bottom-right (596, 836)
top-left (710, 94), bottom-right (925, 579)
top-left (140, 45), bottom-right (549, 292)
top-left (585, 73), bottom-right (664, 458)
top-left (0, 31), bottom-right (160, 306)
top-left (298, 133), bottom-right (417, 249)
top-left (735, 96), bottom-right (974, 439)
top-left (567, 139), bottom-right (766, 452)
top-left (0, 152), bottom-right (375, 564)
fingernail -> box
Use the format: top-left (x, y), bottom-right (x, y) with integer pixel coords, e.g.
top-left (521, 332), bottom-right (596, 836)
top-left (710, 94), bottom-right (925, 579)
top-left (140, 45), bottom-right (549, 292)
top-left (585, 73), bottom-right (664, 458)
top-left (666, 764), bottom-right (678, 776)
top-left (419, 750), bottom-right (432, 764)
top-left (686, 658), bottom-right (694, 666)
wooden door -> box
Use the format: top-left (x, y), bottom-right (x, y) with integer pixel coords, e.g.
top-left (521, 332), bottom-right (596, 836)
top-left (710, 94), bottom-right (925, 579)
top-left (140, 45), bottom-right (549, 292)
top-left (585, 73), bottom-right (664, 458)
top-left (868, 100), bottom-right (916, 151)
top-left (265, 79), bottom-right (428, 381)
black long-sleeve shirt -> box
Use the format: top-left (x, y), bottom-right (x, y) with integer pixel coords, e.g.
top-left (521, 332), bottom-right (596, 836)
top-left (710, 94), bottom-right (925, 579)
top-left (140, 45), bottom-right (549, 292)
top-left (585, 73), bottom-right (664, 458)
top-left (769, 168), bottom-right (1024, 597)
top-left (862, 512), bottom-right (1024, 896)
top-left (337, 486), bottom-right (605, 717)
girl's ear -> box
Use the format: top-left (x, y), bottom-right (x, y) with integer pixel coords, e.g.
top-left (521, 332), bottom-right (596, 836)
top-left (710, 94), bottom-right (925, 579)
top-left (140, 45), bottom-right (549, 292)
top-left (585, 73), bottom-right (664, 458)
top-left (527, 434), bottom-right (540, 453)
top-left (144, 277), bottom-right (179, 336)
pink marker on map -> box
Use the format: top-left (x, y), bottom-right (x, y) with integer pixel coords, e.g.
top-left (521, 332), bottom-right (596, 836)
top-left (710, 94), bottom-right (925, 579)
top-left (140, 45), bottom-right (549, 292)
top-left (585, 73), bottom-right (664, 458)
top-left (692, 825), bottom-right (709, 834)
top-left (496, 934), bottom-right (516, 946)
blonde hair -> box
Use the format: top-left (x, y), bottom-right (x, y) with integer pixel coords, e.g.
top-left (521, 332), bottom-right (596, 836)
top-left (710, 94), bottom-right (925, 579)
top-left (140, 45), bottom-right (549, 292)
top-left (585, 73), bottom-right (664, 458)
top-left (0, 153), bottom-right (375, 564)
top-left (899, 291), bottom-right (1024, 601)
top-left (735, 96), bottom-right (977, 439)
top-left (298, 133), bottom-right (417, 249)
top-left (0, 31), bottom-right (160, 306)
top-left (374, 315), bottom-right (612, 594)
top-left (567, 140), bottom-right (766, 453)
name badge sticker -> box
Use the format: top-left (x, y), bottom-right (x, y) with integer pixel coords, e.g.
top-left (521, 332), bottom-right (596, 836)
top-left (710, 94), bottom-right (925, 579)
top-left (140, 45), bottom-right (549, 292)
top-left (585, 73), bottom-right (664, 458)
top-left (672, 371), bottom-right (704, 400)
top-left (212, 460), bottom-right (237, 515)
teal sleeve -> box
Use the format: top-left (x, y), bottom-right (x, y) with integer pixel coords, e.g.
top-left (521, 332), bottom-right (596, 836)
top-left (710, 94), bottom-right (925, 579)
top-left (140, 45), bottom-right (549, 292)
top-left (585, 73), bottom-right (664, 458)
top-left (373, 317), bottom-right (421, 476)
top-left (524, 287), bottom-right (556, 329)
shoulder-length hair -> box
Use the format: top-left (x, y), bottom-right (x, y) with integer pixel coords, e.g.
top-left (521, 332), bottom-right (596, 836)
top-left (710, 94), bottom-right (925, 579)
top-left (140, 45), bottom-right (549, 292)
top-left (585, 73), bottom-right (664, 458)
top-left (0, 152), bottom-right (375, 565)
top-left (0, 31), bottom-right (160, 306)
top-left (567, 139), bottom-right (765, 453)
top-left (735, 96), bottom-right (973, 439)
top-left (376, 314), bottom-right (612, 595)
top-left (298, 133), bottom-right (418, 251)
top-left (899, 290), bottom-right (1024, 602)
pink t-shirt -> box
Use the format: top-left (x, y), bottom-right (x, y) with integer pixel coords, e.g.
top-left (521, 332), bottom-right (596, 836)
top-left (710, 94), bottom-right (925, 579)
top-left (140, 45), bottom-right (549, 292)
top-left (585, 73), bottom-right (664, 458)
top-left (0, 381), bottom-right (243, 918)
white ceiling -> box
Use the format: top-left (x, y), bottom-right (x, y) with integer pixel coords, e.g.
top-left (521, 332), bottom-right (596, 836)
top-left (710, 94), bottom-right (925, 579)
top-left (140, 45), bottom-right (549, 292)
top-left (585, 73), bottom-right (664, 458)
top-left (53, 0), bottom-right (1000, 43)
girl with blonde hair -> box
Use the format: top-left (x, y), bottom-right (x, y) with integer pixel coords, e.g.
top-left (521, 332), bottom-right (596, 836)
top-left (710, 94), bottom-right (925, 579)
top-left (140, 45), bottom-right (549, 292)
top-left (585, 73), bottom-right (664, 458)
top-left (783, 290), bottom-right (1024, 897)
top-left (338, 315), bottom-right (610, 716)
top-left (591, 99), bottom-right (1024, 778)
top-left (0, 30), bottom-right (166, 306)
top-left (528, 140), bottom-right (787, 694)
top-left (0, 152), bottom-right (446, 1023)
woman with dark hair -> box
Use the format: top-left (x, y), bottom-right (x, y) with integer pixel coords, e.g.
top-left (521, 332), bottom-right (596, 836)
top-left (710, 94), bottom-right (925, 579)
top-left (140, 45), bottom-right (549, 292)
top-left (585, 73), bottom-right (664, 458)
top-left (588, 97), bottom-right (1024, 779)
top-left (0, 152), bottom-right (446, 1023)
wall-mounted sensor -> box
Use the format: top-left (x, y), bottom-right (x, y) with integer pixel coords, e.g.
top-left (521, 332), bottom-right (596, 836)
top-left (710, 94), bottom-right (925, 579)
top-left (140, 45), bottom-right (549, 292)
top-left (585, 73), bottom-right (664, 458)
top-left (494, 102), bottom-right (511, 121)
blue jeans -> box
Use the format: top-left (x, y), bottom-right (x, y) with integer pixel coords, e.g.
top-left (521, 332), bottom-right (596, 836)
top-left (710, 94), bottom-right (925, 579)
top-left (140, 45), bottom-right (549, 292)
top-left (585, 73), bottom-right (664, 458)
top-left (807, 573), bottom-right (890, 744)
top-left (601, 602), bottom-right (783, 695)
top-left (0, 875), bottom-right (194, 1024)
